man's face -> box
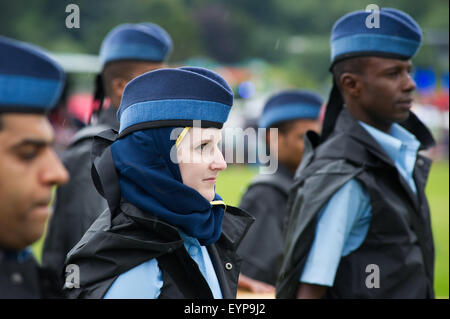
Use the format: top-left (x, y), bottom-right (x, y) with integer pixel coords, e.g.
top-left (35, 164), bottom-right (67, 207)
top-left (0, 114), bottom-right (69, 250)
top-left (277, 119), bottom-right (319, 172)
top-left (177, 127), bottom-right (227, 202)
top-left (357, 57), bottom-right (416, 127)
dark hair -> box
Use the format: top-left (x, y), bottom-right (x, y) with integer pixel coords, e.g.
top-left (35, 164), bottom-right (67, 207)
top-left (332, 56), bottom-right (369, 93)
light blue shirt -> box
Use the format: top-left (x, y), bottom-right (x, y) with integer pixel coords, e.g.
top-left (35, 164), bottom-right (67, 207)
top-left (104, 231), bottom-right (223, 299)
top-left (300, 122), bottom-right (420, 286)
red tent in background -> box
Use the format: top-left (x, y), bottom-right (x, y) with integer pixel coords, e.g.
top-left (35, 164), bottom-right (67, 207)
top-left (418, 90), bottom-right (449, 112)
top-left (67, 93), bottom-right (112, 124)
top-left (425, 90), bottom-right (449, 112)
top-left (67, 93), bottom-right (94, 125)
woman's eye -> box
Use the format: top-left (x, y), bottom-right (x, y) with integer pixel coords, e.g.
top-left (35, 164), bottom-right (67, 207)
top-left (197, 143), bottom-right (208, 151)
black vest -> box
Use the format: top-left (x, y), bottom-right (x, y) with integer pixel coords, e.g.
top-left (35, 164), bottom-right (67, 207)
top-left (277, 109), bottom-right (435, 299)
top-left (64, 202), bottom-right (254, 299)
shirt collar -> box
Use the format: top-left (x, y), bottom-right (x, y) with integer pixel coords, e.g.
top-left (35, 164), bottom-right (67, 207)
top-left (359, 122), bottom-right (420, 164)
top-left (179, 229), bottom-right (201, 248)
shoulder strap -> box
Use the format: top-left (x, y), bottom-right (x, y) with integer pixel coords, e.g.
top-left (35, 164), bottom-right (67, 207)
top-left (90, 128), bottom-right (121, 214)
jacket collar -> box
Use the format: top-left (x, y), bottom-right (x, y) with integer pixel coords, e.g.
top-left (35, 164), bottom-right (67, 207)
top-left (337, 108), bottom-right (435, 150)
top-left (121, 200), bottom-right (254, 252)
top-left (321, 109), bottom-right (435, 168)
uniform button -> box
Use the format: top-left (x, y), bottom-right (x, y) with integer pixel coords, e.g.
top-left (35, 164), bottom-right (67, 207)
top-left (225, 263), bottom-right (233, 270)
top-left (417, 158), bottom-right (424, 166)
top-left (11, 272), bottom-right (23, 285)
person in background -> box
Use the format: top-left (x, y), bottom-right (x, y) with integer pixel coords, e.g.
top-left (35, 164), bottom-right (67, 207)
top-left (277, 8), bottom-right (436, 299)
top-left (0, 36), bottom-right (69, 298)
top-left (42, 23), bottom-right (173, 288)
top-left (237, 90), bottom-right (322, 293)
top-left (64, 67), bottom-right (254, 299)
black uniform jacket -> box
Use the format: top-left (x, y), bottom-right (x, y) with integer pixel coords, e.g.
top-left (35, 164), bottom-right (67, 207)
top-left (64, 201), bottom-right (254, 299)
top-left (276, 109), bottom-right (435, 299)
top-left (238, 164), bottom-right (293, 285)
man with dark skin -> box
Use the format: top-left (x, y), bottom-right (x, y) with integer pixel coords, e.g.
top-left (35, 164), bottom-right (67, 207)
top-left (298, 56), bottom-right (415, 298)
top-left (277, 8), bottom-right (435, 299)
top-left (42, 23), bottom-right (173, 288)
top-left (237, 90), bottom-right (322, 293)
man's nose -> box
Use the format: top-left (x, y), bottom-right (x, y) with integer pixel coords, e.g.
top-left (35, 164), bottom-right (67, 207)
top-left (40, 149), bottom-right (69, 186)
top-left (403, 72), bottom-right (416, 92)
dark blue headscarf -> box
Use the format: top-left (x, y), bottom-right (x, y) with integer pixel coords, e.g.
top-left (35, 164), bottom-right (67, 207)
top-left (110, 127), bottom-right (225, 245)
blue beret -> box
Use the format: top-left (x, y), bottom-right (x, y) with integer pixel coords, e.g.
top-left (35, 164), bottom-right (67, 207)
top-left (0, 36), bottom-right (64, 113)
top-left (117, 67), bottom-right (233, 136)
top-left (258, 90), bottom-right (323, 128)
top-left (331, 8), bottom-right (422, 64)
top-left (99, 23), bottom-right (173, 67)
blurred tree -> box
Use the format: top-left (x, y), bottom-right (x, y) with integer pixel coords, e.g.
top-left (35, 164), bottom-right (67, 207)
top-left (0, 0), bottom-right (447, 87)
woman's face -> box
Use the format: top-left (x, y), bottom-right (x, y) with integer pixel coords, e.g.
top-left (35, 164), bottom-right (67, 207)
top-left (177, 127), bottom-right (227, 201)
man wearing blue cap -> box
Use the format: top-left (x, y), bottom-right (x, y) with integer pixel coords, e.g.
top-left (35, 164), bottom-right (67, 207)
top-left (42, 23), bottom-right (173, 287)
top-left (63, 67), bottom-right (253, 298)
top-left (0, 36), bottom-right (69, 298)
top-left (277, 8), bottom-right (435, 299)
top-left (237, 90), bottom-right (321, 293)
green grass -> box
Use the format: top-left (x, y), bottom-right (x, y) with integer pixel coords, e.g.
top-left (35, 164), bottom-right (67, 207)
top-left (216, 161), bottom-right (449, 298)
top-left (33, 161), bottom-right (449, 298)
top-left (425, 161), bottom-right (449, 298)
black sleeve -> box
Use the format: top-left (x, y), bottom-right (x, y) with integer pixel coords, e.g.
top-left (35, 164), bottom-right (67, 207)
top-left (237, 185), bottom-right (288, 285)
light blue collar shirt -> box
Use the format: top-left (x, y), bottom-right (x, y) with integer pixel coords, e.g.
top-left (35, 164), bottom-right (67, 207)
top-left (359, 122), bottom-right (421, 193)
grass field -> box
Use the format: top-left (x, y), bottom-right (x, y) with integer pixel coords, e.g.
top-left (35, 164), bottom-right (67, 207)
top-left (33, 161), bottom-right (449, 298)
